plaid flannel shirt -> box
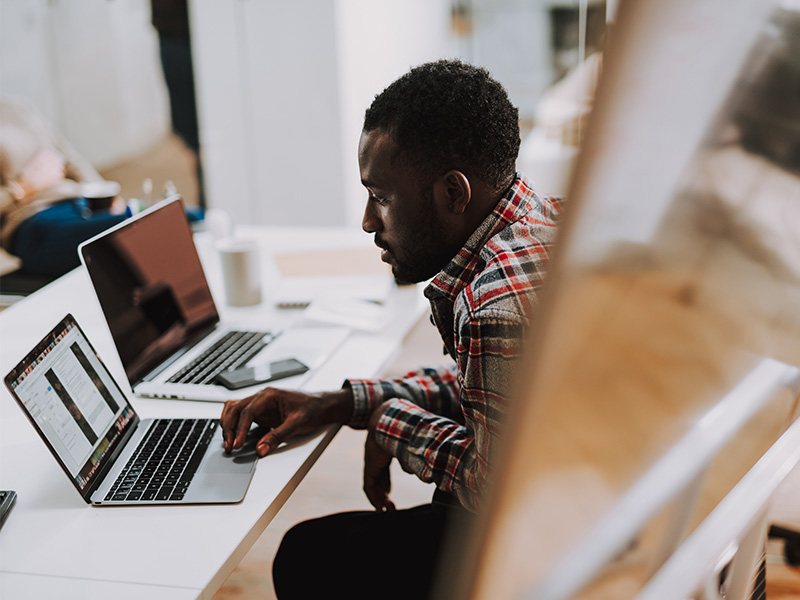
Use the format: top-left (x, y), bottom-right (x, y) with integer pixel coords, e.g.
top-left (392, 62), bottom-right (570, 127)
top-left (347, 174), bottom-right (562, 511)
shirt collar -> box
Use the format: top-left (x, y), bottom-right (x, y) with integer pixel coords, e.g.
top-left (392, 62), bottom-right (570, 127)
top-left (424, 173), bottom-right (534, 303)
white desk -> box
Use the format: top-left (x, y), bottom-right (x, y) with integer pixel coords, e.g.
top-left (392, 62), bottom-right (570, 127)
top-left (0, 226), bottom-right (428, 600)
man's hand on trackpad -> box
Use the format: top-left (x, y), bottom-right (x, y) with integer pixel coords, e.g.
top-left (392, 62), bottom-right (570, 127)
top-left (220, 387), bottom-right (354, 457)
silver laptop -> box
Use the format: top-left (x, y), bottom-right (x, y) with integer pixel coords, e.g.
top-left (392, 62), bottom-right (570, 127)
top-left (78, 197), bottom-right (350, 402)
top-left (4, 314), bottom-right (257, 505)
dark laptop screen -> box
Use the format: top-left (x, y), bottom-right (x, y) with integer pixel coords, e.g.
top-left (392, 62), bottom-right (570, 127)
top-left (4, 315), bottom-right (137, 499)
top-left (80, 199), bottom-right (219, 384)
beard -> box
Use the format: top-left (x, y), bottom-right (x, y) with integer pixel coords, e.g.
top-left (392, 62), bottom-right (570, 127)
top-left (380, 187), bottom-right (453, 285)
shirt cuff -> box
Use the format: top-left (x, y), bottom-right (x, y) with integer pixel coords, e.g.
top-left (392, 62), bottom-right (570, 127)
top-left (345, 378), bottom-right (376, 429)
top-left (372, 397), bottom-right (429, 457)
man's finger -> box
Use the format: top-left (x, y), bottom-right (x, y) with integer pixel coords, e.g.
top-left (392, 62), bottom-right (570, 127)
top-left (364, 479), bottom-right (382, 510)
top-left (255, 420), bottom-right (294, 457)
top-left (232, 406), bottom-right (256, 450)
top-left (363, 461), bottom-right (393, 510)
top-left (220, 400), bottom-right (243, 452)
top-left (364, 479), bottom-right (395, 512)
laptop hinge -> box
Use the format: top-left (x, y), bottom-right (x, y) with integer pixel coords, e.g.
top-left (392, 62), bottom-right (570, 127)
top-left (138, 324), bottom-right (218, 384)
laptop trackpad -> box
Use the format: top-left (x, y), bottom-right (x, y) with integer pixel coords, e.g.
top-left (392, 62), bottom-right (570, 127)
top-left (204, 447), bottom-right (257, 473)
top-left (202, 429), bottom-right (258, 473)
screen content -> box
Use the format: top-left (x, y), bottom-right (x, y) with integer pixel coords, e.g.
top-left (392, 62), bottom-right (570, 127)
top-left (9, 320), bottom-right (134, 490)
top-left (81, 200), bottom-right (218, 383)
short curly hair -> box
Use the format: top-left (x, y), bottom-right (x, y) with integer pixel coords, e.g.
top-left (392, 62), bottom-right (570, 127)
top-left (363, 59), bottom-right (520, 192)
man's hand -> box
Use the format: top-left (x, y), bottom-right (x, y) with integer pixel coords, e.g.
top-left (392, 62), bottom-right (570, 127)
top-left (220, 387), bottom-right (353, 457)
top-left (363, 400), bottom-right (396, 512)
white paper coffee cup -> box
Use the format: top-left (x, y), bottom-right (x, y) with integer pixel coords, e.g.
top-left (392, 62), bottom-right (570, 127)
top-left (216, 238), bottom-right (262, 306)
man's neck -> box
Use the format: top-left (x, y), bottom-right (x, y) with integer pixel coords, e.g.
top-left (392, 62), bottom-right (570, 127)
top-left (461, 174), bottom-right (516, 240)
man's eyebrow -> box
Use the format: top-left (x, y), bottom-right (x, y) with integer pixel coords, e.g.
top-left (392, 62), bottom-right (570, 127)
top-left (361, 178), bottom-right (383, 189)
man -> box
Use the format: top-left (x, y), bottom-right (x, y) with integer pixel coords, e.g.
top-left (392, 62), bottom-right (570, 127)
top-left (220, 59), bottom-right (562, 599)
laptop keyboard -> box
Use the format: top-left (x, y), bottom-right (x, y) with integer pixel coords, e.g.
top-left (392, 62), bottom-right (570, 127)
top-left (105, 419), bottom-right (216, 502)
top-left (167, 330), bottom-right (276, 385)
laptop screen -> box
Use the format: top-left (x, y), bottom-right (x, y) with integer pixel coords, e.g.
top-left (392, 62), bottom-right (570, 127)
top-left (4, 315), bottom-right (137, 497)
top-left (79, 198), bottom-right (219, 384)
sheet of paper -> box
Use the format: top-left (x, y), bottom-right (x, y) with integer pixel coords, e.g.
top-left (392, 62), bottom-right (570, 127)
top-left (274, 275), bottom-right (394, 309)
top-left (274, 247), bottom-right (389, 277)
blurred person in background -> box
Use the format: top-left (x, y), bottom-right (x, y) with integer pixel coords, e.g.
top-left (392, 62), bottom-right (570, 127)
top-left (0, 97), bottom-right (130, 278)
top-left (151, 0), bottom-right (205, 209)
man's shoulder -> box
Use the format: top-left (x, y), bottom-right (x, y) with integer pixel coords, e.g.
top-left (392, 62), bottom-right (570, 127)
top-left (483, 201), bottom-right (560, 277)
top-left (460, 203), bottom-right (560, 320)
top-left (489, 181), bottom-right (562, 252)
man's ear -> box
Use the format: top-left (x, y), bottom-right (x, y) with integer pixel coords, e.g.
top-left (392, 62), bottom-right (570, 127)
top-left (434, 170), bottom-right (471, 215)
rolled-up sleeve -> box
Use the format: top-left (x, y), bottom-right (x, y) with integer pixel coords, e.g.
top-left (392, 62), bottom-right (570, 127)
top-left (347, 364), bottom-right (460, 429)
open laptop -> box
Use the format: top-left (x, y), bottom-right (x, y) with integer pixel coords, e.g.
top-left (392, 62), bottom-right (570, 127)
top-left (4, 314), bottom-right (257, 505)
top-left (78, 197), bottom-right (350, 402)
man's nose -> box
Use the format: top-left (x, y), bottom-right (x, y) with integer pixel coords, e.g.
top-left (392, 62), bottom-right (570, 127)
top-left (362, 202), bottom-right (382, 234)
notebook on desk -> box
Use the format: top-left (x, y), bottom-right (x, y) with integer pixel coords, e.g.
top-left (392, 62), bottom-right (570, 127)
top-left (4, 314), bottom-right (257, 505)
top-left (78, 197), bottom-right (350, 402)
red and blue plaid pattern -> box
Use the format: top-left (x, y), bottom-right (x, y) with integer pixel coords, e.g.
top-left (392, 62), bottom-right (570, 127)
top-left (348, 174), bottom-right (563, 511)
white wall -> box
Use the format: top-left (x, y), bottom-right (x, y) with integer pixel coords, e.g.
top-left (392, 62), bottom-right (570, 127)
top-left (467, 0), bottom-right (554, 123)
top-left (0, 0), bottom-right (169, 170)
top-left (335, 0), bottom-right (454, 226)
top-left (191, 0), bottom-right (453, 228)
top-left (0, 1), bottom-right (60, 124)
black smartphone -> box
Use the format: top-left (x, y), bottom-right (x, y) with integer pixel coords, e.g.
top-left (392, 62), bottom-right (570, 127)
top-left (214, 358), bottom-right (310, 390)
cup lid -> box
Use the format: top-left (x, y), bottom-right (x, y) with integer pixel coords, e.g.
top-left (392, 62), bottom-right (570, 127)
top-left (81, 180), bottom-right (121, 198)
top-left (215, 237), bottom-right (259, 252)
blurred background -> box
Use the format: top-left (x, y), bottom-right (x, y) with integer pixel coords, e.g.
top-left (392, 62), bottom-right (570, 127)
top-left (0, 0), bottom-right (607, 228)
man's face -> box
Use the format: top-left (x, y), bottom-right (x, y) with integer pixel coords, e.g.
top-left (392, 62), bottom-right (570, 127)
top-left (358, 129), bottom-right (453, 284)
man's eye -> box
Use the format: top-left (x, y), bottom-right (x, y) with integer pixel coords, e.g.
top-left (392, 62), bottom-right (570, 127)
top-left (370, 194), bottom-right (388, 206)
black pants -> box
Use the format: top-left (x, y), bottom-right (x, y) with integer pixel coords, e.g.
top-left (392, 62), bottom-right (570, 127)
top-left (273, 494), bottom-right (469, 600)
